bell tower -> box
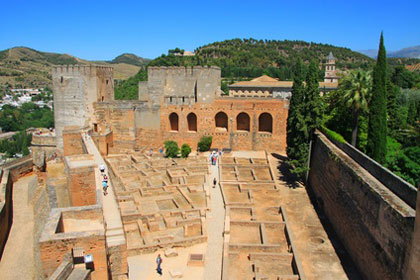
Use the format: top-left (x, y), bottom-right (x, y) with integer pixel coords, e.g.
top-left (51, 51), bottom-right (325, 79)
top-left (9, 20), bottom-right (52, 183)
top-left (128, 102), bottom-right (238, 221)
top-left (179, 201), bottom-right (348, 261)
top-left (324, 52), bottom-right (339, 83)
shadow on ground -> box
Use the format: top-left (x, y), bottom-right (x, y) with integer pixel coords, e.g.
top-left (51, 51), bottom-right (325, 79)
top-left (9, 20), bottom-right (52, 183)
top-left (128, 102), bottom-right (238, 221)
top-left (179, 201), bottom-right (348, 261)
top-left (271, 153), bottom-right (301, 189)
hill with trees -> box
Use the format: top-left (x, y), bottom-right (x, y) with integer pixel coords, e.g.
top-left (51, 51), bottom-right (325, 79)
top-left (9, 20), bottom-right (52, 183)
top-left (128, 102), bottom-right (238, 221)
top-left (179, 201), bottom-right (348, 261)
top-left (0, 47), bottom-right (148, 88)
top-left (109, 53), bottom-right (150, 66)
top-left (148, 38), bottom-right (374, 79)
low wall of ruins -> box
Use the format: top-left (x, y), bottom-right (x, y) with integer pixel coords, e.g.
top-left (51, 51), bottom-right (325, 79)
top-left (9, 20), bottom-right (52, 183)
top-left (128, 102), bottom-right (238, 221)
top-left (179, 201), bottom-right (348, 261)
top-left (307, 130), bottom-right (416, 280)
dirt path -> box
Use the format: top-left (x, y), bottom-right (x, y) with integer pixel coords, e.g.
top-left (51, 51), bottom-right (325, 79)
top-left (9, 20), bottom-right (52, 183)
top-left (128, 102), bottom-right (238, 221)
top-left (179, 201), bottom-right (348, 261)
top-left (0, 174), bottom-right (36, 279)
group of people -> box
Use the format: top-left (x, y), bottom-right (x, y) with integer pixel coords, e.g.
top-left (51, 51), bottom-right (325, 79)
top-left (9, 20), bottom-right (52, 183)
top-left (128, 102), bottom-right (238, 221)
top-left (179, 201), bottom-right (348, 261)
top-left (209, 150), bottom-right (222, 165)
top-left (100, 164), bottom-right (108, 195)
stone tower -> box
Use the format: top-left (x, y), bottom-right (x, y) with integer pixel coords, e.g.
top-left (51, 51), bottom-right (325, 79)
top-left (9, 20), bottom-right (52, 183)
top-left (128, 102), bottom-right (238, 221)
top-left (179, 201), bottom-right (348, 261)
top-left (324, 52), bottom-right (339, 83)
top-left (52, 65), bottom-right (114, 150)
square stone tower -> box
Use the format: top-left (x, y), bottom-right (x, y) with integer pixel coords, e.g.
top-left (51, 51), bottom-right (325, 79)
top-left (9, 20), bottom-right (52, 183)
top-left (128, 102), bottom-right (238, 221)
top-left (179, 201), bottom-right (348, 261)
top-left (52, 65), bottom-right (114, 150)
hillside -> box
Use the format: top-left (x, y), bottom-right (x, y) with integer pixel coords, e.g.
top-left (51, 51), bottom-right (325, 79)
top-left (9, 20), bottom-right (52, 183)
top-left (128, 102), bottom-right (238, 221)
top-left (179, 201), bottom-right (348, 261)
top-left (0, 47), bottom-right (146, 88)
top-left (109, 53), bottom-right (150, 67)
top-left (148, 38), bottom-right (374, 79)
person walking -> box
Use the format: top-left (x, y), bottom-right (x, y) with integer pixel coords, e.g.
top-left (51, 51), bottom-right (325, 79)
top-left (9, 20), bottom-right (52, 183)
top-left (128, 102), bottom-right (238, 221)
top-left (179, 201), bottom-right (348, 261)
top-left (213, 177), bottom-right (217, 188)
top-left (102, 180), bottom-right (108, 196)
top-left (156, 254), bottom-right (163, 275)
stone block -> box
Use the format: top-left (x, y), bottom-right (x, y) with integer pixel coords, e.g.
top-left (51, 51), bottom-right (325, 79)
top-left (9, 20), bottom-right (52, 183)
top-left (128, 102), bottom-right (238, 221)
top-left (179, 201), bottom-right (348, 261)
top-left (164, 248), bottom-right (178, 257)
top-left (169, 269), bottom-right (183, 278)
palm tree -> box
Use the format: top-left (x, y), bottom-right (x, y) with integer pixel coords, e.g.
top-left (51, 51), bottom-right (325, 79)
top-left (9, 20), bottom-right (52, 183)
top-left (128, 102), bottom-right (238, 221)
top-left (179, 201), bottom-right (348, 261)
top-left (339, 70), bottom-right (372, 146)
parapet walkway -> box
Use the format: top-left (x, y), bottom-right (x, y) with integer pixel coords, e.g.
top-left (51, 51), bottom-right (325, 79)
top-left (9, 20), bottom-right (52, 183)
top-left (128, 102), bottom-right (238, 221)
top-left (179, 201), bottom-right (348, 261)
top-left (204, 160), bottom-right (225, 280)
top-left (0, 175), bottom-right (36, 279)
top-left (83, 135), bottom-right (125, 247)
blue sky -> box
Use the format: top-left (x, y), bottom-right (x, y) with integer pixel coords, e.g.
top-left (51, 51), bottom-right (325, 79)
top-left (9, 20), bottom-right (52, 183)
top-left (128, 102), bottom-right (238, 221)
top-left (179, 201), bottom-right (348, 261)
top-left (0, 0), bottom-right (419, 60)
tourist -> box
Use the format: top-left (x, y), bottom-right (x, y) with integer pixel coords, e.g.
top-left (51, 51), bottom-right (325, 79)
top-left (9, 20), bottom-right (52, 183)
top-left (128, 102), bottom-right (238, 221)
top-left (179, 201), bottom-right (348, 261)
top-left (149, 149), bottom-right (153, 157)
top-left (213, 178), bottom-right (217, 188)
top-left (102, 180), bottom-right (108, 195)
top-left (99, 163), bottom-right (105, 173)
top-left (156, 254), bottom-right (163, 275)
top-left (103, 174), bottom-right (108, 183)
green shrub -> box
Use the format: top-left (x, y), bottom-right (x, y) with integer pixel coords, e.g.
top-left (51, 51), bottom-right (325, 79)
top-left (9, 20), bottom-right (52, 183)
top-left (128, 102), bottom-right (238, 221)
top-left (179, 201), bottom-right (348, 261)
top-left (164, 140), bottom-right (179, 158)
top-left (181, 144), bottom-right (192, 158)
top-left (198, 136), bottom-right (212, 152)
top-left (321, 126), bottom-right (346, 143)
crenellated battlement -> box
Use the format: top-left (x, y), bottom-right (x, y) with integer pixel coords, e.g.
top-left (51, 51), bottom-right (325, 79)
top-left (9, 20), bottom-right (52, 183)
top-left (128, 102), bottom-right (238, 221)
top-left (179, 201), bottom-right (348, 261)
top-left (52, 64), bottom-right (114, 75)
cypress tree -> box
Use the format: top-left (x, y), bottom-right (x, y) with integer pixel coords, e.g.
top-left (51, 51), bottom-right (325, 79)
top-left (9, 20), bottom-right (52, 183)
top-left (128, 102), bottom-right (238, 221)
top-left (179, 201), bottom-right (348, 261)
top-left (367, 33), bottom-right (387, 163)
top-left (286, 59), bottom-right (306, 159)
top-left (286, 59), bottom-right (309, 180)
top-left (304, 60), bottom-right (323, 138)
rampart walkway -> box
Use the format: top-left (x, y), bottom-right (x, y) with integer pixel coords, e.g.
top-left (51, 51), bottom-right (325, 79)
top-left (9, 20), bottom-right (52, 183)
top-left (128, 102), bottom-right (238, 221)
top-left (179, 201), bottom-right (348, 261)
top-left (83, 135), bottom-right (125, 247)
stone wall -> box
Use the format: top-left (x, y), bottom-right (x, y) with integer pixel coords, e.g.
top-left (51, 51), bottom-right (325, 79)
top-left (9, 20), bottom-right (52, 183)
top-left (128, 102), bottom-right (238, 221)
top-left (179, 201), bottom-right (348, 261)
top-left (307, 131), bottom-right (416, 280)
top-left (31, 134), bottom-right (57, 172)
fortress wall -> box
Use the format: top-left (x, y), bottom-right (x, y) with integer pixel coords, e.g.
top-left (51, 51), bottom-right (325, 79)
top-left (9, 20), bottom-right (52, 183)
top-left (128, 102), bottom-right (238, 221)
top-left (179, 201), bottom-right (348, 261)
top-left (307, 131), bottom-right (415, 280)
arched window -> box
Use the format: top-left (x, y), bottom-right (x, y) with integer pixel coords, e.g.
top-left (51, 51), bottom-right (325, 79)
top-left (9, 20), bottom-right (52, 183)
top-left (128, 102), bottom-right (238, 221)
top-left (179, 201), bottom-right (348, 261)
top-left (236, 112), bottom-right (250, 132)
top-left (215, 112), bottom-right (228, 131)
top-left (169, 113), bottom-right (179, 131)
top-left (258, 113), bottom-right (272, 133)
top-left (187, 113), bottom-right (197, 132)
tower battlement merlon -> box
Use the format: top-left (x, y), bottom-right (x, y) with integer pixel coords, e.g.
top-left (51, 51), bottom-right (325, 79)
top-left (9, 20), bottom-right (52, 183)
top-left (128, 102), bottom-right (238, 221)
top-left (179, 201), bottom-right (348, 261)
top-left (52, 64), bottom-right (114, 75)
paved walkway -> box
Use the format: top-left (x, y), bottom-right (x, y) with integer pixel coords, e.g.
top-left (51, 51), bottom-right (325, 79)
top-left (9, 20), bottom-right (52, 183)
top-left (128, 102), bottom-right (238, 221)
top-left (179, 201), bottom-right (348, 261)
top-left (0, 174), bottom-right (36, 279)
top-left (83, 135), bottom-right (125, 247)
top-left (203, 160), bottom-right (225, 280)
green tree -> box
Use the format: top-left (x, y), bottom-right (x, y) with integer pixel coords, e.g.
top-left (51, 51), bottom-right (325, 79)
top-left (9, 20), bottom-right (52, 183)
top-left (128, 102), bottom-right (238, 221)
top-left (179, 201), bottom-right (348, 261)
top-left (367, 33), bottom-right (387, 163)
top-left (198, 136), bottom-right (212, 152)
top-left (286, 59), bottom-right (309, 179)
top-left (339, 70), bottom-right (372, 146)
top-left (164, 140), bottom-right (179, 158)
top-left (387, 81), bottom-right (400, 136)
top-left (181, 144), bottom-right (192, 158)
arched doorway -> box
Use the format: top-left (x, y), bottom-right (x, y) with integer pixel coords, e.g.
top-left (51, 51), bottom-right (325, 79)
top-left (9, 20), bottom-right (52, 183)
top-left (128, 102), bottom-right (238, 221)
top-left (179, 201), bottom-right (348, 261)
top-left (169, 113), bottom-right (179, 131)
top-left (215, 112), bottom-right (228, 131)
top-left (236, 112), bottom-right (250, 132)
top-left (187, 113), bottom-right (197, 132)
top-left (258, 113), bottom-right (273, 133)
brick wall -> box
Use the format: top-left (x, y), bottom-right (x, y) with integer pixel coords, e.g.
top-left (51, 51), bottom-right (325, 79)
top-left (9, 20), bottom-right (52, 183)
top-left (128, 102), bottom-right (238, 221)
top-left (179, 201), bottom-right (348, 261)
top-left (63, 127), bottom-right (85, 156)
top-left (65, 156), bottom-right (96, 207)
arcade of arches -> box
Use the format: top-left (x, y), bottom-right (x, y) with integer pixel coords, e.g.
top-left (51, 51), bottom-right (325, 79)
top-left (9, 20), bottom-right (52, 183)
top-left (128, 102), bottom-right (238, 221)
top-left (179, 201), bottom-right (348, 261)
top-left (134, 99), bottom-right (288, 151)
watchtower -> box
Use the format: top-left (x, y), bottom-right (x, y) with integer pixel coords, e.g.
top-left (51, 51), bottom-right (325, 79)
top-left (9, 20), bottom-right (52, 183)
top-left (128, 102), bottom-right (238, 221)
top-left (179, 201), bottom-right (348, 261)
top-left (52, 65), bottom-right (114, 150)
